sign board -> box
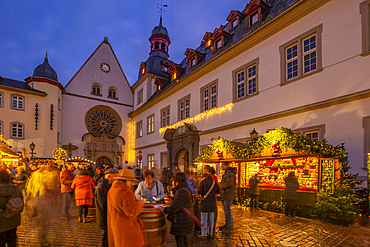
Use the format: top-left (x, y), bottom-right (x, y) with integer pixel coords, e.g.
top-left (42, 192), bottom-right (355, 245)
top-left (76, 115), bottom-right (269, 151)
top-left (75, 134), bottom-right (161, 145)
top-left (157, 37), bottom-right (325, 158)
top-left (320, 158), bottom-right (334, 194)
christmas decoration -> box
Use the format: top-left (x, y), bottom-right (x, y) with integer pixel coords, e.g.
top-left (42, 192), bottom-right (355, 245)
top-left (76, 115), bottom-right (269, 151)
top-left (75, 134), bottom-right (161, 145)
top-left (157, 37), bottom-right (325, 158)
top-left (52, 148), bottom-right (67, 160)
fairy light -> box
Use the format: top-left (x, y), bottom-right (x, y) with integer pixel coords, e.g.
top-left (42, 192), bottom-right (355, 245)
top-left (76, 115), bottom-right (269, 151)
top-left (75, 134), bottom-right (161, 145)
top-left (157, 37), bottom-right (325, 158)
top-left (127, 119), bottom-right (136, 163)
top-left (159, 103), bottom-right (233, 134)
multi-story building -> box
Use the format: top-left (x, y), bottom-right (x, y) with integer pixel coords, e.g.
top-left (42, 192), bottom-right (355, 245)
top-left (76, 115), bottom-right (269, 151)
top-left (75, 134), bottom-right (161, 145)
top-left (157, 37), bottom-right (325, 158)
top-left (129, 0), bottom-right (370, 179)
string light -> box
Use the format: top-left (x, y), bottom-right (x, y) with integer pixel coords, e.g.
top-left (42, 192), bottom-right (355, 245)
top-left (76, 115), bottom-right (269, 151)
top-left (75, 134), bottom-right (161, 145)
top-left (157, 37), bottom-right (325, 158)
top-left (127, 119), bottom-right (136, 163)
top-left (159, 103), bottom-right (233, 134)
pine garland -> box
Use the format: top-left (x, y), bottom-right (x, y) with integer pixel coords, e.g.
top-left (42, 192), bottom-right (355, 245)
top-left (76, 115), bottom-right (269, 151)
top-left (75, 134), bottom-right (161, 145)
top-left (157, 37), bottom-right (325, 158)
top-left (196, 127), bottom-right (347, 162)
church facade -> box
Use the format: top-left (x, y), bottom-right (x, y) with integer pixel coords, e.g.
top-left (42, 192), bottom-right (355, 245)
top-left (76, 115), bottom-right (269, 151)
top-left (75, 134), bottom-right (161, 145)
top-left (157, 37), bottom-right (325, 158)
top-left (1, 0), bottom-right (370, 179)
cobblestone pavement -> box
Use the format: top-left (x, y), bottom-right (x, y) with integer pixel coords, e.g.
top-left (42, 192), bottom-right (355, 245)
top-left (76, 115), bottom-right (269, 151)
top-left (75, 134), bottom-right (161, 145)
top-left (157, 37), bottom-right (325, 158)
top-left (17, 202), bottom-right (370, 247)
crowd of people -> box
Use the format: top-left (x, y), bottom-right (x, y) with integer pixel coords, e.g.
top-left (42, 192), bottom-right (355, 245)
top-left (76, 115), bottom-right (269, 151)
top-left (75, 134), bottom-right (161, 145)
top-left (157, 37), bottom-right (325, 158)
top-left (0, 161), bottom-right (300, 247)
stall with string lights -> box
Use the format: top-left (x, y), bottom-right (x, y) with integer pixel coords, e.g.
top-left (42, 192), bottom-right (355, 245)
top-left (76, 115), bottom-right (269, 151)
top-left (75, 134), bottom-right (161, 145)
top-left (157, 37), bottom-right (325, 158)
top-left (0, 135), bottom-right (21, 168)
top-left (65, 156), bottom-right (96, 168)
top-left (194, 128), bottom-right (346, 206)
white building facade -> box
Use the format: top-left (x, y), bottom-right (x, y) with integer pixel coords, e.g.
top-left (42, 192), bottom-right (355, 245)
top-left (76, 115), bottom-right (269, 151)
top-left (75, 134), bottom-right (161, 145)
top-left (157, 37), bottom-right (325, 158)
top-left (129, 0), bottom-right (370, 179)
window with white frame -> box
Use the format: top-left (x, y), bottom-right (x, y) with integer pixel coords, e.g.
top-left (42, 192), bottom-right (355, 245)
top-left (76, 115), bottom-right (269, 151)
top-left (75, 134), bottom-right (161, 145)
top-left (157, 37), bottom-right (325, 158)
top-left (0, 92), bottom-right (3, 107)
top-left (202, 82), bottom-right (217, 112)
top-left (147, 114), bottom-right (154, 134)
top-left (232, 19), bottom-right (238, 28)
top-left (191, 58), bottom-right (196, 67)
top-left (280, 24), bottom-right (323, 84)
top-left (360, 0), bottom-right (370, 54)
top-left (233, 59), bottom-right (259, 101)
top-left (137, 89), bottom-right (143, 104)
top-left (147, 154), bottom-right (154, 169)
top-left (108, 88), bottom-right (117, 99)
top-left (136, 121), bottom-right (143, 138)
top-left (92, 84), bottom-right (101, 96)
top-left (11, 122), bottom-right (23, 138)
top-left (215, 39), bottom-right (222, 50)
top-left (161, 106), bottom-right (170, 127)
top-left (305, 131), bottom-right (319, 141)
top-left (251, 12), bottom-right (259, 25)
top-left (0, 121), bottom-right (2, 135)
top-left (12, 95), bottom-right (24, 110)
top-left (179, 96), bottom-right (190, 121)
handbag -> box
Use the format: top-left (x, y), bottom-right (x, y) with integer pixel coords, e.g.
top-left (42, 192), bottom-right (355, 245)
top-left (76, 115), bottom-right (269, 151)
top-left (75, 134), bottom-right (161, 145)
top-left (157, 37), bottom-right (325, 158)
top-left (200, 180), bottom-right (215, 204)
top-left (0, 187), bottom-right (24, 218)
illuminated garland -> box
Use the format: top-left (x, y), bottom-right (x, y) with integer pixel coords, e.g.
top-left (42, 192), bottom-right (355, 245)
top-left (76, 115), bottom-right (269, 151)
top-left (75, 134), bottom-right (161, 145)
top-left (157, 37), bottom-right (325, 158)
top-left (52, 148), bottom-right (67, 160)
top-left (196, 127), bottom-right (347, 162)
top-left (0, 134), bottom-right (10, 147)
top-left (159, 103), bottom-right (233, 134)
top-left (127, 120), bottom-right (136, 163)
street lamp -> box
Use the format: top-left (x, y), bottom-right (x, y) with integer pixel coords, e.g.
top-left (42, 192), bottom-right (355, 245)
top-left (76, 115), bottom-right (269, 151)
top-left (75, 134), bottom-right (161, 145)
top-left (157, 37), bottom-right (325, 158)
top-left (29, 142), bottom-right (36, 160)
top-left (138, 150), bottom-right (143, 168)
top-left (250, 128), bottom-right (258, 139)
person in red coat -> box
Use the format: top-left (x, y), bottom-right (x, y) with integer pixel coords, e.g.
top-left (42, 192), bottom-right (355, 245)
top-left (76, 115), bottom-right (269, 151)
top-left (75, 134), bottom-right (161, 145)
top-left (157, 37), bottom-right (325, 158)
top-left (107, 169), bottom-right (144, 247)
top-left (71, 169), bottom-right (95, 223)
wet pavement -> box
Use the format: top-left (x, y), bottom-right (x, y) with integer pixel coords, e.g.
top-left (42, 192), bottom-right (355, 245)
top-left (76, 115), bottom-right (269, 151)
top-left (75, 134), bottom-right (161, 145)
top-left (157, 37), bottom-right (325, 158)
top-left (17, 202), bottom-right (370, 246)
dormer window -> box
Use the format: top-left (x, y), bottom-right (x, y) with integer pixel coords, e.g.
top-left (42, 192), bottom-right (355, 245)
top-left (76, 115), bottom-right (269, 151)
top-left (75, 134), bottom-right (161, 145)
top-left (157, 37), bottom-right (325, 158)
top-left (162, 60), bottom-right (171, 73)
top-left (172, 72), bottom-right (177, 80)
top-left (227, 10), bottom-right (244, 30)
top-left (244, 0), bottom-right (270, 28)
top-left (216, 39), bottom-right (222, 50)
top-left (232, 19), bottom-right (238, 28)
top-left (164, 66), bottom-right (168, 72)
top-left (206, 40), bottom-right (212, 47)
top-left (140, 62), bottom-right (146, 75)
top-left (157, 84), bottom-right (161, 91)
top-left (191, 58), bottom-right (196, 67)
top-left (251, 12), bottom-right (259, 25)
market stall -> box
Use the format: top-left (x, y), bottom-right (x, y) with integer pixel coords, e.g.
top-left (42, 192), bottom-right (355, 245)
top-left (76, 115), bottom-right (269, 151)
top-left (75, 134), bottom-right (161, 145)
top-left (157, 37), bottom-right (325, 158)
top-left (64, 156), bottom-right (96, 169)
top-left (194, 128), bottom-right (345, 206)
top-left (0, 135), bottom-right (21, 168)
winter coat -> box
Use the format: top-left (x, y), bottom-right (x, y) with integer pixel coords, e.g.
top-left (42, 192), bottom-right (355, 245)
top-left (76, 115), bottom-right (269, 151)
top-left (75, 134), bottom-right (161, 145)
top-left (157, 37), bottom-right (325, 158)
top-left (219, 167), bottom-right (237, 201)
top-left (60, 169), bottom-right (74, 193)
top-left (134, 179), bottom-right (165, 203)
top-left (93, 173), bottom-right (104, 185)
top-left (164, 183), bottom-right (193, 236)
top-left (284, 176), bottom-right (300, 201)
top-left (71, 175), bottom-right (94, 201)
top-left (95, 178), bottom-right (111, 230)
top-left (107, 181), bottom-right (144, 247)
top-left (197, 175), bottom-right (220, 212)
top-left (249, 176), bottom-right (260, 196)
top-left (161, 170), bottom-right (171, 184)
top-left (0, 183), bottom-right (22, 233)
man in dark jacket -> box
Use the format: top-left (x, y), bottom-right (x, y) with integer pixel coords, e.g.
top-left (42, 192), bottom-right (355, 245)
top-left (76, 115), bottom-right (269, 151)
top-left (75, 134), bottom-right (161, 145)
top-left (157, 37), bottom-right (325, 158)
top-left (249, 173), bottom-right (260, 209)
top-left (162, 172), bottom-right (193, 247)
top-left (284, 171), bottom-right (300, 217)
top-left (197, 173), bottom-right (220, 239)
top-left (218, 162), bottom-right (237, 231)
top-left (161, 167), bottom-right (171, 192)
top-left (95, 168), bottom-right (118, 247)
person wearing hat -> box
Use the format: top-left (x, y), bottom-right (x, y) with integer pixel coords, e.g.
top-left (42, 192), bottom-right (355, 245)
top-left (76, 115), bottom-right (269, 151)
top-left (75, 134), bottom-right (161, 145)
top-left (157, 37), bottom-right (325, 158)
top-left (107, 169), bottom-right (145, 247)
top-left (95, 168), bottom-right (118, 247)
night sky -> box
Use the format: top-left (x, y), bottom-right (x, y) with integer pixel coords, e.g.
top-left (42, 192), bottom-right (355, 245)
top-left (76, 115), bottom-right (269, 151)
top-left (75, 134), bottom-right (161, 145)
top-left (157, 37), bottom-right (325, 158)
top-left (0, 0), bottom-right (250, 86)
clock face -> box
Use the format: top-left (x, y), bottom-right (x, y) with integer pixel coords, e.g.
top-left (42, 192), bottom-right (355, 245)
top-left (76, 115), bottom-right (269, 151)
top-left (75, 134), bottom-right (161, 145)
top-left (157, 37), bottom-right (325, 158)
top-left (100, 63), bottom-right (111, 73)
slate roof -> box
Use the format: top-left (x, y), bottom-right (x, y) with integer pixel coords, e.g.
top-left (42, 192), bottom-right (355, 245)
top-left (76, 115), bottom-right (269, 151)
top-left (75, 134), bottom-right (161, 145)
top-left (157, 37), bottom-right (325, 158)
top-left (137, 0), bottom-right (300, 106)
top-left (0, 76), bottom-right (47, 95)
top-left (33, 54), bottom-right (58, 81)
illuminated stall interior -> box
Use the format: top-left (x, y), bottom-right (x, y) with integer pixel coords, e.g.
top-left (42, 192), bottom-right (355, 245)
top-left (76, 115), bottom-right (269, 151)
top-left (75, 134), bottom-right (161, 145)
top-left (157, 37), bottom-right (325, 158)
top-left (65, 156), bottom-right (96, 169)
top-left (195, 128), bottom-right (344, 196)
top-left (0, 135), bottom-right (21, 168)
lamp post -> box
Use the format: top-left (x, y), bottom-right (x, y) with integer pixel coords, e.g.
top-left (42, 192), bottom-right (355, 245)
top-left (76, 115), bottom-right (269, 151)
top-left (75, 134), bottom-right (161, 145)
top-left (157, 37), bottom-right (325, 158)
top-left (250, 128), bottom-right (258, 139)
top-left (29, 142), bottom-right (36, 160)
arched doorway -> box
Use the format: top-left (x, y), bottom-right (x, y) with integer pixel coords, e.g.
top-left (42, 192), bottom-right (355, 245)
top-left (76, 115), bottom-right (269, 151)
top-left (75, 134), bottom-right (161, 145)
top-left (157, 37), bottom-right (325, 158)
top-left (177, 149), bottom-right (189, 172)
top-left (96, 156), bottom-right (111, 167)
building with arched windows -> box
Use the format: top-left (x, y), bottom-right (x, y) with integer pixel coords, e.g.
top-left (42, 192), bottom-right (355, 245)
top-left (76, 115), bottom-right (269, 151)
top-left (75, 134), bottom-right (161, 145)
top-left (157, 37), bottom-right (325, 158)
top-left (1, 0), bottom-right (370, 180)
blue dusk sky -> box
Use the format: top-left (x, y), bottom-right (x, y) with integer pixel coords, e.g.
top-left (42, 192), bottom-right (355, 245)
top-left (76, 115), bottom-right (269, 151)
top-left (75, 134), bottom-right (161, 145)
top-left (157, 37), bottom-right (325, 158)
top-left (0, 0), bottom-right (250, 86)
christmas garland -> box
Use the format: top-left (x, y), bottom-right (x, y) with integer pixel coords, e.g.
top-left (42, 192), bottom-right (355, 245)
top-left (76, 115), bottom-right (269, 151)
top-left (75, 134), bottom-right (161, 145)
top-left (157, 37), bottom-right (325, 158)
top-left (52, 148), bottom-right (67, 160)
top-left (196, 127), bottom-right (347, 162)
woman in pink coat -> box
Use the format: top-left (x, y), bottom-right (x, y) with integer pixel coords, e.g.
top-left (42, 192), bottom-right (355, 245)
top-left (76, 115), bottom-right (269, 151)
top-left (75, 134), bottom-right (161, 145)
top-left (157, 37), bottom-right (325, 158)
top-left (71, 169), bottom-right (95, 223)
